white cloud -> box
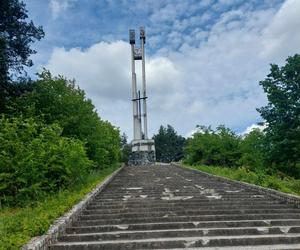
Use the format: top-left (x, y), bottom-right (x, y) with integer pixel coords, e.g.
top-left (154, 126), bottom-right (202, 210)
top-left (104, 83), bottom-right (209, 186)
top-left (49, 0), bottom-right (74, 19)
top-left (242, 123), bottom-right (267, 135)
top-left (260, 0), bottom-right (300, 61)
top-left (44, 0), bottom-right (300, 140)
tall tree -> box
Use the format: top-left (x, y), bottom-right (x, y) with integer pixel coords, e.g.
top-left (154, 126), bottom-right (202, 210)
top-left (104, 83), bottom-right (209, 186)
top-left (13, 70), bottom-right (121, 167)
top-left (257, 54), bottom-right (300, 177)
top-left (0, 0), bottom-right (44, 111)
top-left (153, 125), bottom-right (185, 163)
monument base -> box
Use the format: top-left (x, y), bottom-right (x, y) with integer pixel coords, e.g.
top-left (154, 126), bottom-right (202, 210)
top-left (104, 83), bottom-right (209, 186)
top-left (128, 139), bottom-right (156, 166)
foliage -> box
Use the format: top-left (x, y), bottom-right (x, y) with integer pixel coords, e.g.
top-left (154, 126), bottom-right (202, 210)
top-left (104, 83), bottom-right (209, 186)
top-left (239, 129), bottom-right (266, 171)
top-left (0, 0), bottom-right (44, 112)
top-left (184, 125), bottom-right (241, 167)
top-left (153, 125), bottom-right (185, 163)
top-left (0, 165), bottom-right (119, 250)
top-left (12, 70), bottom-right (121, 167)
top-left (257, 54), bottom-right (300, 177)
top-left (0, 116), bottom-right (93, 206)
top-left (185, 164), bottom-right (300, 196)
top-left (120, 133), bottom-right (131, 163)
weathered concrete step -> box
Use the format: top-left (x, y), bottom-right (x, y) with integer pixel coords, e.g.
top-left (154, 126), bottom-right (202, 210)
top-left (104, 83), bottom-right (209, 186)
top-left (49, 234), bottom-right (300, 249)
top-left (75, 213), bottom-right (300, 226)
top-left (96, 191), bottom-right (258, 198)
top-left (87, 200), bottom-right (284, 210)
top-left (83, 204), bottom-right (294, 214)
top-left (88, 199), bottom-right (281, 208)
top-left (67, 219), bottom-right (300, 234)
top-left (80, 208), bottom-right (300, 220)
top-left (59, 226), bottom-right (300, 242)
top-left (161, 244), bottom-right (300, 250)
top-left (91, 197), bottom-right (274, 204)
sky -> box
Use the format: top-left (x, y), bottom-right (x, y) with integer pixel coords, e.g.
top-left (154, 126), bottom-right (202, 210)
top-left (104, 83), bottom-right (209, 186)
top-left (24, 0), bottom-right (300, 139)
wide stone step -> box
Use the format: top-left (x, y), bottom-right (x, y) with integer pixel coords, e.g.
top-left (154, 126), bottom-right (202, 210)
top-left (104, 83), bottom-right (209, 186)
top-left (83, 204), bottom-right (294, 214)
top-left (60, 226), bottom-right (300, 242)
top-left (66, 219), bottom-right (300, 234)
top-left (88, 199), bottom-right (281, 208)
top-left (79, 208), bottom-right (300, 220)
top-left (90, 197), bottom-right (274, 205)
top-left (49, 234), bottom-right (300, 249)
top-left (75, 213), bottom-right (300, 226)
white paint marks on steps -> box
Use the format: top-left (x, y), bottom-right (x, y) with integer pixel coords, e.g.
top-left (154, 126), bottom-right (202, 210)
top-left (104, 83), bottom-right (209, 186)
top-left (184, 240), bottom-right (196, 247)
top-left (161, 187), bottom-right (193, 201)
top-left (257, 227), bottom-right (269, 234)
top-left (280, 227), bottom-right (291, 234)
top-left (115, 225), bottom-right (129, 230)
top-left (195, 184), bottom-right (205, 190)
top-left (206, 194), bottom-right (222, 199)
top-left (192, 222), bottom-right (200, 227)
top-left (122, 195), bottom-right (131, 201)
top-left (225, 189), bottom-right (243, 193)
top-left (201, 238), bottom-right (210, 246)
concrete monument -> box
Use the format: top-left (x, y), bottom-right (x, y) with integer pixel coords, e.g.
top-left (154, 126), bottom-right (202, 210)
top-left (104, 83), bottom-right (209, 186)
top-left (128, 27), bottom-right (156, 165)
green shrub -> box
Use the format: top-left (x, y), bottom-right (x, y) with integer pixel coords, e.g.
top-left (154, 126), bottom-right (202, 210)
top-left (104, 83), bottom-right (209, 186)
top-left (0, 116), bottom-right (93, 206)
top-left (11, 70), bottom-right (121, 168)
top-left (184, 125), bottom-right (241, 167)
top-left (186, 164), bottom-right (300, 196)
top-left (239, 129), bottom-right (267, 171)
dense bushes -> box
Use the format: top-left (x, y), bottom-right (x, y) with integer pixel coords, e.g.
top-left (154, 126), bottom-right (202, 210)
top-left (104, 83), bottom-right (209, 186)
top-left (0, 116), bottom-right (93, 206)
top-left (184, 125), bottom-right (241, 167)
top-left (184, 125), bottom-right (271, 173)
top-left (1, 71), bottom-right (121, 207)
top-left (11, 71), bottom-right (121, 168)
top-left (187, 165), bottom-right (300, 196)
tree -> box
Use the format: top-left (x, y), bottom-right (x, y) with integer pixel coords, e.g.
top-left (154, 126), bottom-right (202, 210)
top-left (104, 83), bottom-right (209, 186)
top-left (12, 70), bottom-right (121, 167)
top-left (153, 125), bottom-right (185, 163)
top-left (0, 0), bottom-right (44, 112)
top-left (239, 129), bottom-right (266, 171)
top-left (257, 54), bottom-right (300, 177)
top-left (184, 125), bottom-right (241, 167)
top-left (120, 133), bottom-right (131, 163)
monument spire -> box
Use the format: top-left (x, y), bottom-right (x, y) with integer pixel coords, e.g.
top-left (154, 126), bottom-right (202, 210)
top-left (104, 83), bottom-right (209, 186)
top-left (128, 27), bottom-right (155, 165)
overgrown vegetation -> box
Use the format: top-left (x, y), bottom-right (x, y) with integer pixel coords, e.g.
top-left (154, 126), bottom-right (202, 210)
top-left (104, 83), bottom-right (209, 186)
top-left (184, 55), bottom-right (300, 180)
top-left (0, 165), bottom-right (119, 250)
top-left (257, 54), bottom-right (300, 177)
top-left (1, 5), bottom-right (121, 249)
top-left (185, 164), bottom-right (300, 196)
top-left (0, 116), bottom-right (93, 206)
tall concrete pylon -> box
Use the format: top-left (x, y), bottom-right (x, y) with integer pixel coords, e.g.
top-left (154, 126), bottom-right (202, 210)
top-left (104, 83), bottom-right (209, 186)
top-left (128, 27), bottom-right (155, 166)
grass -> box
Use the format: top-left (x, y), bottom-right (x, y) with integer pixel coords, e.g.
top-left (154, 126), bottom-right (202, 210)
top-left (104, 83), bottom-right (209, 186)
top-left (184, 164), bottom-right (300, 196)
top-left (0, 165), bottom-right (120, 250)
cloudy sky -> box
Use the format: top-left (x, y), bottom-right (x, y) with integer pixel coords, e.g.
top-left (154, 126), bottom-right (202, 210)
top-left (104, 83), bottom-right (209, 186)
top-left (25, 0), bottom-right (300, 139)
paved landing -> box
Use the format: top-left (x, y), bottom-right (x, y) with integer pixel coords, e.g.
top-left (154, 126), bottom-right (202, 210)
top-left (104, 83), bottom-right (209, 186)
top-left (49, 164), bottom-right (300, 249)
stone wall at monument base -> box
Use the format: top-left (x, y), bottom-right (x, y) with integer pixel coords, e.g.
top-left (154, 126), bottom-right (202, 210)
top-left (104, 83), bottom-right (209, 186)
top-left (128, 150), bottom-right (156, 166)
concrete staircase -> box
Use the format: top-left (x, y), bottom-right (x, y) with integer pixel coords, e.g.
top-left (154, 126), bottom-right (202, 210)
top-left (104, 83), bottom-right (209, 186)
top-left (49, 165), bottom-right (300, 249)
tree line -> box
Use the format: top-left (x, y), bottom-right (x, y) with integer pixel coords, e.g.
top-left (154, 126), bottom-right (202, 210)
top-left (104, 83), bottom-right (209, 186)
top-left (153, 54), bottom-right (300, 179)
top-left (0, 1), bottom-right (121, 206)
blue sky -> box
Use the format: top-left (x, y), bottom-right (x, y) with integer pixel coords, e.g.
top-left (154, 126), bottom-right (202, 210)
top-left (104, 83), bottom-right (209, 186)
top-left (24, 0), bottom-right (300, 138)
